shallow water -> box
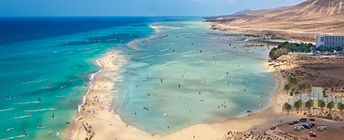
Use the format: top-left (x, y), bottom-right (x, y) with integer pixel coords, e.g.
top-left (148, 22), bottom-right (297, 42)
top-left (0, 17), bottom-right (160, 140)
top-left (115, 22), bottom-right (276, 134)
top-left (0, 17), bottom-right (275, 139)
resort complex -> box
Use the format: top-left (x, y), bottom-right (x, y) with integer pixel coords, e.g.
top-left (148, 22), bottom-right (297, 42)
top-left (1, 0), bottom-right (344, 140)
top-left (316, 35), bottom-right (344, 48)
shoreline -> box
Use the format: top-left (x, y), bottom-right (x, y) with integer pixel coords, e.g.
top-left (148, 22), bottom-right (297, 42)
top-left (64, 51), bottom-right (148, 140)
top-left (65, 53), bottom-right (292, 140)
top-left (127, 24), bottom-right (162, 50)
top-left (65, 23), bottom-right (295, 140)
top-left (208, 23), bottom-right (316, 44)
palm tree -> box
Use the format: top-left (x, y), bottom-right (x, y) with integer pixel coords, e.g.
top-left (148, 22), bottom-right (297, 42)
top-left (327, 101), bottom-right (335, 113)
top-left (297, 83), bottom-right (304, 92)
top-left (284, 84), bottom-right (290, 91)
top-left (283, 103), bottom-right (292, 114)
top-left (296, 83), bottom-right (311, 93)
top-left (294, 100), bottom-right (303, 113)
top-left (290, 88), bottom-right (296, 96)
top-left (337, 103), bottom-right (344, 113)
top-left (288, 76), bottom-right (297, 86)
top-left (305, 99), bottom-right (314, 113)
top-left (318, 99), bottom-right (326, 112)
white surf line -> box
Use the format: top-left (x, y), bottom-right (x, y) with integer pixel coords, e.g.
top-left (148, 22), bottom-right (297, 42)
top-left (22, 79), bottom-right (47, 85)
top-left (127, 23), bottom-right (166, 50)
top-left (71, 22), bottom-right (161, 139)
top-left (158, 52), bottom-right (173, 56)
top-left (137, 54), bottom-right (155, 59)
top-left (217, 52), bottom-right (229, 56)
top-left (0, 135), bottom-right (26, 140)
top-left (161, 60), bottom-right (177, 66)
top-left (24, 108), bottom-right (55, 112)
top-left (0, 108), bottom-right (15, 112)
top-left (181, 50), bottom-right (198, 55)
top-left (76, 58), bottom-right (102, 121)
top-left (13, 115), bottom-right (30, 120)
top-left (159, 48), bottom-right (169, 52)
top-left (71, 51), bottom-right (127, 140)
top-left (6, 128), bottom-right (14, 132)
top-left (13, 101), bottom-right (40, 105)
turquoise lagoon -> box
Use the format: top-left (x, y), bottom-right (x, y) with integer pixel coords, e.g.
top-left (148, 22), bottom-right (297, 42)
top-left (0, 17), bottom-right (275, 139)
top-left (115, 22), bottom-right (276, 134)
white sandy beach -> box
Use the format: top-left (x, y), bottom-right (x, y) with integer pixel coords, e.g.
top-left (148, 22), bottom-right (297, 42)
top-left (64, 48), bottom-right (295, 140)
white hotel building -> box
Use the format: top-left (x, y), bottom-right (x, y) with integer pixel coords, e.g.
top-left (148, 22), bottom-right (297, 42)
top-left (316, 35), bottom-right (344, 48)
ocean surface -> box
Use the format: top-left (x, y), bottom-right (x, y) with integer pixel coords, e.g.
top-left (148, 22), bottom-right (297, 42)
top-left (0, 17), bottom-right (275, 139)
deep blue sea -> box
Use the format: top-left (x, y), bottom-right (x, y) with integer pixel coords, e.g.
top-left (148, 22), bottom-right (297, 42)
top-left (0, 17), bottom-right (275, 139)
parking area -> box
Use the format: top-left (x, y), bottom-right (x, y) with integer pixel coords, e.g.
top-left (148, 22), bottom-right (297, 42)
top-left (276, 118), bottom-right (344, 140)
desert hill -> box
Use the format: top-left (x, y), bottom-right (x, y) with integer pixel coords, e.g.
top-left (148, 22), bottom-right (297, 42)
top-left (205, 0), bottom-right (344, 42)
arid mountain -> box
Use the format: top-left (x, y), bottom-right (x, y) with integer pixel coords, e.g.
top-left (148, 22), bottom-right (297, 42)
top-left (206, 0), bottom-right (344, 42)
top-left (245, 0), bottom-right (344, 20)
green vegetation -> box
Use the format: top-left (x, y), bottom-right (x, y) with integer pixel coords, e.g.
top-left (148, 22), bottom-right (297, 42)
top-left (269, 41), bottom-right (343, 60)
top-left (317, 45), bottom-right (344, 52)
top-left (283, 103), bottom-right (292, 114)
top-left (318, 100), bottom-right (326, 111)
top-left (284, 76), bottom-right (310, 96)
top-left (282, 99), bottom-right (344, 114)
top-left (305, 100), bottom-right (314, 112)
top-left (284, 84), bottom-right (290, 91)
top-left (327, 101), bottom-right (335, 111)
top-left (269, 47), bottom-right (289, 60)
top-left (287, 76), bottom-right (298, 85)
top-left (296, 83), bottom-right (311, 93)
top-left (337, 103), bottom-right (344, 112)
top-left (285, 76), bottom-right (297, 96)
top-left (294, 100), bottom-right (303, 113)
top-left (269, 42), bottom-right (314, 60)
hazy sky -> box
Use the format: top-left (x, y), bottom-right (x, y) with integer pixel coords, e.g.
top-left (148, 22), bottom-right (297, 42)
top-left (0, 0), bottom-right (305, 17)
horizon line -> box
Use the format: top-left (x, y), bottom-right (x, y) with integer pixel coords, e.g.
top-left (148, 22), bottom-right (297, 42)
top-left (0, 15), bottom-right (211, 18)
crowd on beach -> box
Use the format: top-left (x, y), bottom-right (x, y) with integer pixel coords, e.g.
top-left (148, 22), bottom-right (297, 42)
top-left (71, 52), bottom-right (126, 140)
